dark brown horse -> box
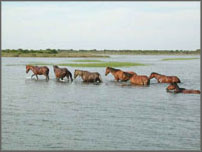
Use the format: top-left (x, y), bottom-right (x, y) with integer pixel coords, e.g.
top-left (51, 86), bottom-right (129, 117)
top-left (26, 65), bottom-right (49, 80)
top-left (166, 82), bottom-right (200, 94)
top-left (105, 67), bottom-right (135, 81)
top-left (130, 74), bottom-right (150, 86)
top-left (53, 65), bottom-right (73, 81)
top-left (74, 69), bottom-right (102, 83)
top-left (149, 72), bottom-right (181, 83)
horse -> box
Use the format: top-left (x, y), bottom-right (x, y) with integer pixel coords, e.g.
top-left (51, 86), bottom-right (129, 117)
top-left (129, 74), bottom-right (150, 86)
top-left (53, 65), bottom-right (73, 82)
top-left (166, 82), bottom-right (200, 94)
top-left (26, 65), bottom-right (49, 80)
top-left (105, 67), bottom-right (135, 81)
top-left (149, 72), bottom-right (181, 83)
top-left (74, 69), bottom-right (102, 83)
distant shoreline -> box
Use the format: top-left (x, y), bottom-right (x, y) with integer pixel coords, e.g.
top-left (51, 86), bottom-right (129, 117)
top-left (1, 49), bottom-right (200, 57)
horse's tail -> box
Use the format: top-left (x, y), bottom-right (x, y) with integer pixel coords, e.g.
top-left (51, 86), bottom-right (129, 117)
top-left (69, 72), bottom-right (73, 82)
top-left (98, 74), bottom-right (103, 83)
top-left (46, 68), bottom-right (49, 75)
top-left (147, 78), bottom-right (150, 85)
top-left (46, 68), bottom-right (49, 80)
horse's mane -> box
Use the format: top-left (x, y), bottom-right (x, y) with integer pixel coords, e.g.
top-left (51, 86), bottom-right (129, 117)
top-left (123, 72), bottom-right (133, 78)
top-left (107, 67), bottom-right (120, 72)
top-left (76, 69), bottom-right (88, 73)
top-left (151, 72), bottom-right (161, 75)
top-left (27, 65), bottom-right (39, 68)
top-left (53, 65), bottom-right (59, 68)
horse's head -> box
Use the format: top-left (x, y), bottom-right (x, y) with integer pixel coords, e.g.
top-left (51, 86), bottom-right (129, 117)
top-left (74, 70), bottom-right (81, 79)
top-left (166, 82), bottom-right (180, 93)
top-left (166, 83), bottom-right (176, 91)
top-left (149, 72), bottom-right (157, 79)
top-left (26, 65), bottom-right (31, 73)
top-left (105, 67), bottom-right (110, 76)
top-left (53, 65), bottom-right (59, 69)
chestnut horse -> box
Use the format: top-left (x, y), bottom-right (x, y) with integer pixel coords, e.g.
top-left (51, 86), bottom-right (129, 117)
top-left (129, 74), bottom-right (150, 86)
top-left (26, 65), bottom-right (49, 80)
top-left (74, 69), bottom-right (102, 83)
top-left (166, 82), bottom-right (200, 94)
top-left (105, 67), bottom-right (135, 81)
top-left (149, 72), bottom-right (181, 83)
top-left (53, 65), bottom-right (73, 82)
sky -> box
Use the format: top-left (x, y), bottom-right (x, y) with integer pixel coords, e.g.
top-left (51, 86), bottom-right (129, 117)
top-left (2, 2), bottom-right (200, 50)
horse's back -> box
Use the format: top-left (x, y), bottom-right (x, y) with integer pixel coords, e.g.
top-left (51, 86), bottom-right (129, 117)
top-left (130, 75), bottom-right (149, 85)
top-left (167, 76), bottom-right (181, 83)
top-left (36, 66), bottom-right (49, 75)
top-left (173, 76), bottom-right (181, 83)
top-left (182, 89), bottom-right (200, 94)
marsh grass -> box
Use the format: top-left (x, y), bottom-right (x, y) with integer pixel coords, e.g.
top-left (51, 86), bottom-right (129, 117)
top-left (162, 57), bottom-right (199, 61)
top-left (6, 61), bottom-right (147, 67)
top-left (57, 62), bottom-right (147, 67)
top-left (72, 59), bottom-right (103, 62)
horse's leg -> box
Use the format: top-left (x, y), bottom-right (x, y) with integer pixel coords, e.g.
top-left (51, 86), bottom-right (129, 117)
top-left (46, 75), bottom-right (49, 81)
top-left (31, 74), bottom-right (35, 79)
top-left (115, 76), bottom-right (119, 82)
top-left (98, 77), bottom-right (102, 83)
top-left (36, 75), bottom-right (39, 80)
top-left (66, 75), bottom-right (69, 81)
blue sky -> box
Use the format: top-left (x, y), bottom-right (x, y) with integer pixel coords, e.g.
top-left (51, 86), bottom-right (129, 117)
top-left (2, 2), bottom-right (200, 50)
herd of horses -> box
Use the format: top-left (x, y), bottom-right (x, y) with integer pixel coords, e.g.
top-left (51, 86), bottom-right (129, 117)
top-left (26, 65), bottom-right (200, 94)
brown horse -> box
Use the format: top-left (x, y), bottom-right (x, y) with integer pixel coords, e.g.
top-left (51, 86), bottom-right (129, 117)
top-left (149, 72), bottom-right (181, 83)
top-left (53, 65), bottom-right (73, 82)
top-left (130, 74), bottom-right (150, 86)
top-left (166, 82), bottom-right (200, 94)
top-left (105, 67), bottom-right (135, 81)
top-left (26, 65), bottom-right (49, 80)
top-left (74, 69), bottom-right (102, 83)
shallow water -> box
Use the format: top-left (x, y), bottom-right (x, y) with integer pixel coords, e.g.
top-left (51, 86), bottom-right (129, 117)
top-left (2, 55), bottom-right (200, 150)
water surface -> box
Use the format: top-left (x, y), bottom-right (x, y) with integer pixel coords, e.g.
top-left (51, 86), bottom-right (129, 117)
top-left (2, 55), bottom-right (200, 150)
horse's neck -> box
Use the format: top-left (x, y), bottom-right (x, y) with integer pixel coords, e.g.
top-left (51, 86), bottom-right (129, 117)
top-left (174, 84), bottom-right (183, 92)
top-left (31, 66), bottom-right (39, 73)
top-left (80, 71), bottom-right (87, 80)
top-left (174, 84), bottom-right (180, 90)
top-left (80, 71), bottom-right (85, 77)
top-left (30, 66), bottom-right (35, 71)
top-left (154, 73), bottom-right (161, 79)
top-left (109, 68), bottom-right (119, 74)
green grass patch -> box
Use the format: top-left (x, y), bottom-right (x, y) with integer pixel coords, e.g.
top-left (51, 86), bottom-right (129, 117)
top-left (57, 62), bottom-right (147, 67)
top-left (72, 59), bottom-right (103, 62)
top-left (6, 61), bottom-right (147, 67)
top-left (162, 57), bottom-right (199, 61)
top-left (28, 62), bottom-right (54, 65)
